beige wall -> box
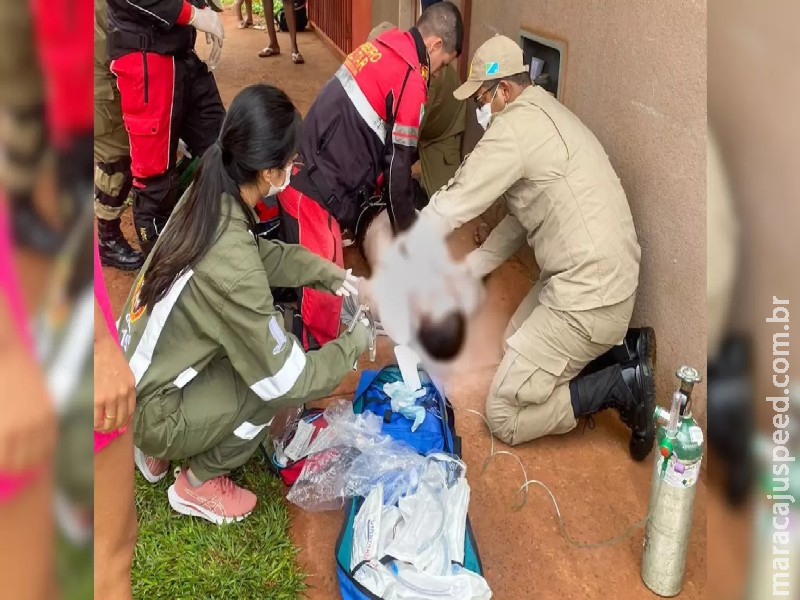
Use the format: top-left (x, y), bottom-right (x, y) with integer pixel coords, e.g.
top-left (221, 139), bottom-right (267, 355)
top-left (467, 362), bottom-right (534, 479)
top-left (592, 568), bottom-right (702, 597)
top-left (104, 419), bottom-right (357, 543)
top-left (467, 0), bottom-right (708, 428)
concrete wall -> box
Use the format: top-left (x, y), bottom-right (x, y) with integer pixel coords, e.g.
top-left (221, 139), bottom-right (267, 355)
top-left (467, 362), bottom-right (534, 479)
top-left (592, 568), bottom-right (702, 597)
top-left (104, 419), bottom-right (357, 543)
top-left (466, 0), bottom-right (707, 428)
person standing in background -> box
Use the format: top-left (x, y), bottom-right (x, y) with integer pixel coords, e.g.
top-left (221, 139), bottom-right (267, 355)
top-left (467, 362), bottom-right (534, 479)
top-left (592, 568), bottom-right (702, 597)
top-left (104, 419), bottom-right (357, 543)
top-left (259, 0), bottom-right (305, 64)
top-left (94, 0), bottom-right (144, 271)
top-left (107, 0), bottom-right (226, 255)
top-left (0, 2), bottom-right (62, 254)
top-left (234, 0), bottom-right (254, 28)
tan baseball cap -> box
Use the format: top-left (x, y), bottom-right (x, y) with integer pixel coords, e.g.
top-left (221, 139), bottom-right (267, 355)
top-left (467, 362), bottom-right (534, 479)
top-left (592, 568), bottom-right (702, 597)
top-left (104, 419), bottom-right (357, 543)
top-left (368, 21), bottom-right (396, 42)
top-left (453, 34), bottom-right (527, 100)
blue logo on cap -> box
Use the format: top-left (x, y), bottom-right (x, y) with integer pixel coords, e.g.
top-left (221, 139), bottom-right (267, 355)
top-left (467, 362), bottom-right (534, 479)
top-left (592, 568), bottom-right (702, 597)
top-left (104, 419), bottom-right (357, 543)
top-left (485, 62), bottom-right (499, 75)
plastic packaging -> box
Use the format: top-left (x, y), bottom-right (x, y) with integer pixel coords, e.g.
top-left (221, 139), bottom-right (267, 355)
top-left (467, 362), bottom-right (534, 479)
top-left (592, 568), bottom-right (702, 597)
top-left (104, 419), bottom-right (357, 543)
top-left (286, 400), bottom-right (421, 511)
top-left (285, 446), bottom-right (361, 511)
top-left (384, 381), bottom-right (427, 431)
top-left (392, 562), bottom-right (493, 600)
top-left (443, 478), bottom-right (470, 565)
top-left (345, 442), bottom-right (427, 507)
top-left (303, 399), bottom-right (384, 456)
top-left (384, 482), bottom-right (446, 571)
top-left (352, 483), bottom-right (385, 568)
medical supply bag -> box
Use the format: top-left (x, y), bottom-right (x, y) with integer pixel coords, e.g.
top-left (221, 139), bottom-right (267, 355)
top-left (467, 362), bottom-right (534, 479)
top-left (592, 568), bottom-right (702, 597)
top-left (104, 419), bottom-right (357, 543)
top-left (334, 365), bottom-right (485, 599)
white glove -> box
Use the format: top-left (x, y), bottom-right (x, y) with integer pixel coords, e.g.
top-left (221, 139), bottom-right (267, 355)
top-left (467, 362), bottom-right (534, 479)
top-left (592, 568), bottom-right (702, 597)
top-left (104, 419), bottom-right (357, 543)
top-left (189, 6), bottom-right (224, 41)
top-left (335, 269), bottom-right (360, 297)
top-left (205, 32), bottom-right (223, 70)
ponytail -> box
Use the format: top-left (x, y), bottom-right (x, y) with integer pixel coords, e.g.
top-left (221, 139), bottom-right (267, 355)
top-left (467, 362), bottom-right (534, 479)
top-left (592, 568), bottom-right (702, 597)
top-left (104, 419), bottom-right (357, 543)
top-left (139, 142), bottom-right (255, 308)
top-left (139, 84), bottom-right (299, 309)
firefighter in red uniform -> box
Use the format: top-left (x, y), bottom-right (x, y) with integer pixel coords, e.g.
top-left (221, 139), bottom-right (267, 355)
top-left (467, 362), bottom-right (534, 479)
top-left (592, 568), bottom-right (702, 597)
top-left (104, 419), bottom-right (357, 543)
top-left (272, 1), bottom-right (463, 349)
top-left (107, 0), bottom-right (226, 255)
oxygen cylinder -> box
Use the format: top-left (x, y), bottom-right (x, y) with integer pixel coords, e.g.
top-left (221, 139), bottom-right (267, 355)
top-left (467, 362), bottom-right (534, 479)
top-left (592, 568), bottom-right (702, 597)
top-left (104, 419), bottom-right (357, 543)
top-left (641, 366), bottom-right (704, 596)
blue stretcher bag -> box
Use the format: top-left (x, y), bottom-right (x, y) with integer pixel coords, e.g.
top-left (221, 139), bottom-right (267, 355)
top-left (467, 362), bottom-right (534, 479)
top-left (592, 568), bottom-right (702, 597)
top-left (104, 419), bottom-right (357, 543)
top-left (334, 365), bottom-right (484, 599)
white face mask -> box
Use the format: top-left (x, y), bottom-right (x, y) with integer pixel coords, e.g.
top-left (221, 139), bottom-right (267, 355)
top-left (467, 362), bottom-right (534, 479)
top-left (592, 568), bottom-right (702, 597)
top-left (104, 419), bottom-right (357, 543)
top-left (475, 86), bottom-right (499, 130)
top-left (266, 163), bottom-right (292, 196)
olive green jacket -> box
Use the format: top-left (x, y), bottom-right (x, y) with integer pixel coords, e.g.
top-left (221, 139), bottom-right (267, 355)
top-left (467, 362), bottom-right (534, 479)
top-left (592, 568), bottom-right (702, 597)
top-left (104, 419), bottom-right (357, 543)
top-left (118, 193), bottom-right (368, 408)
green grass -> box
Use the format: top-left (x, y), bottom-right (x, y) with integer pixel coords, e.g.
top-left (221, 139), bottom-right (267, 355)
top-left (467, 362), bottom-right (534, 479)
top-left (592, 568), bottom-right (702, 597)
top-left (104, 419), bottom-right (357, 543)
top-left (132, 459), bottom-right (307, 600)
top-left (58, 536), bottom-right (93, 600)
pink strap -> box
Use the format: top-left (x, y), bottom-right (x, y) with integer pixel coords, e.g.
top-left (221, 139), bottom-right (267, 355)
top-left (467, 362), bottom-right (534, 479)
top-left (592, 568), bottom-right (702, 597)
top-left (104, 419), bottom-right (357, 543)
top-left (93, 235), bottom-right (125, 453)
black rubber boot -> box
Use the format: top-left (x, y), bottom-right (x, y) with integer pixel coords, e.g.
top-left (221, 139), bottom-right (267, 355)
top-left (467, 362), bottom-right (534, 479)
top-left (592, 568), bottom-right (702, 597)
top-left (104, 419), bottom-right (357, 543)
top-left (9, 192), bottom-right (64, 255)
top-left (97, 218), bottom-right (144, 271)
top-left (570, 359), bottom-right (656, 461)
top-left (579, 326), bottom-right (656, 376)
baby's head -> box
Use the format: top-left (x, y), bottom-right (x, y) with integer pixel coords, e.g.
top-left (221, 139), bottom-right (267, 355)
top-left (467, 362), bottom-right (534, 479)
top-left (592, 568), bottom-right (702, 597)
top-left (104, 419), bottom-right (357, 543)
top-left (417, 310), bottom-right (466, 361)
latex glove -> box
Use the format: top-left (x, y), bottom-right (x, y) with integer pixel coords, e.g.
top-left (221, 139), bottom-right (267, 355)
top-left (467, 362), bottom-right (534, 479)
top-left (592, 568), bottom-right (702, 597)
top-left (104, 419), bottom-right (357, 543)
top-left (335, 268), bottom-right (360, 297)
top-left (189, 6), bottom-right (224, 41)
top-left (205, 32), bottom-right (223, 70)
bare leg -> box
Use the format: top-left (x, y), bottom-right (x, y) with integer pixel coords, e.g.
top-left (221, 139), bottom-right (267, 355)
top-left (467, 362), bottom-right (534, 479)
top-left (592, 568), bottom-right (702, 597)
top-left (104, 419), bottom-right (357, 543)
top-left (245, 0), bottom-right (253, 23)
top-left (94, 427), bottom-right (137, 600)
top-left (233, 0), bottom-right (242, 22)
top-left (259, 3), bottom-right (280, 56)
top-left (284, 3), bottom-right (304, 63)
top-left (0, 470), bottom-right (56, 600)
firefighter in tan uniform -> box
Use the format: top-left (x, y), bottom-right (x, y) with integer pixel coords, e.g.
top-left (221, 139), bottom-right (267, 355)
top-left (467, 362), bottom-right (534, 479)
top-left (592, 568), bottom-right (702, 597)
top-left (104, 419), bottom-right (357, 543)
top-left (94, 0), bottom-right (144, 270)
top-left (423, 35), bottom-right (657, 460)
top-left (122, 85), bottom-right (371, 522)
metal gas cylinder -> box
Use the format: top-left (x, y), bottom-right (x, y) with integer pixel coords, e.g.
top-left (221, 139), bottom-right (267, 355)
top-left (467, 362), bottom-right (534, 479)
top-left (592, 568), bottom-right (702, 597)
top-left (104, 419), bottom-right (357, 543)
top-left (641, 366), bottom-right (704, 596)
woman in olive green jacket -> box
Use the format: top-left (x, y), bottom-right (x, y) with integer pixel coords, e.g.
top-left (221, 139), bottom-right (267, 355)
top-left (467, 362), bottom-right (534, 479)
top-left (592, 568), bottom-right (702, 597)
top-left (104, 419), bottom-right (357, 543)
top-left (119, 85), bottom-right (370, 523)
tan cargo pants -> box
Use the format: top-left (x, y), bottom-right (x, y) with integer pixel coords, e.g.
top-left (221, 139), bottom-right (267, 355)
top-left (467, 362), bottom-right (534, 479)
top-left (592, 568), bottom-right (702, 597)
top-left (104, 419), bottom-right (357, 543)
top-left (487, 281), bottom-right (636, 446)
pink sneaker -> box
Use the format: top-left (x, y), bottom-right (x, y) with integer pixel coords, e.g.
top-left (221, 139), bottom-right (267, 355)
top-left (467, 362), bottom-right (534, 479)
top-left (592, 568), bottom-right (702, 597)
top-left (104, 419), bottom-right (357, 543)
top-left (167, 468), bottom-right (257, 524)
top-left (134, 446), bottom-right (169, 483)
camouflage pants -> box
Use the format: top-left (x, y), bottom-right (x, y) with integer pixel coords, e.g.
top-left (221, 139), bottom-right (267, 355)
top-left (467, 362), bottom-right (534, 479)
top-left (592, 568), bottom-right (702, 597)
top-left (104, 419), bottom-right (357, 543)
top-left (94, 66), bottom-right (133, 222)
top-left (0, 2), bottom-right (45, 196)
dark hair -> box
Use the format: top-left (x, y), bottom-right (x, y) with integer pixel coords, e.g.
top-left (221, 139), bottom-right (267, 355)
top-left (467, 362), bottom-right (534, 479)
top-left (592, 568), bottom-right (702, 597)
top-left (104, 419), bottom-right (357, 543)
top-left (140, 84), bottom-right (301, 308)
top-left (416, 0), bottom-right (464, 56)
top-left (418, 311), bottom-right (466, 360)
top-left (484, 71), bottom-right (533, 90)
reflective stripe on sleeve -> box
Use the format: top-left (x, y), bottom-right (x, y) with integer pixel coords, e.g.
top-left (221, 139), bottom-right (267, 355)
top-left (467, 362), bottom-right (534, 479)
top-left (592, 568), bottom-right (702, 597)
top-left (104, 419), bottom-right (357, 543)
top-left (391, 124), bottom-right (418, 147)
top-left (250, 342), bottom-right (307, 401)
top-left (233, 418), bottom-right (274, 440)
top-left (335, 66), bottom-right (387, 141)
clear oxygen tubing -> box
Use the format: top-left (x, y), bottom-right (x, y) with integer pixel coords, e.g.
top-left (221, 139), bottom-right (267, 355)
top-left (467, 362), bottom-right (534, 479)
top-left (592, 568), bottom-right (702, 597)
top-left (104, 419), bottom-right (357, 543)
top-left (455, 407), bottom-right (667, 550)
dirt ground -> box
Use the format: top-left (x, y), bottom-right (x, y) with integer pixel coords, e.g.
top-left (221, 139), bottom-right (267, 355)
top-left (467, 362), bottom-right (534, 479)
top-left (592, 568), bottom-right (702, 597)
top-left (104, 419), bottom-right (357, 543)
top-left (95, 11), bottom-right (713, 599)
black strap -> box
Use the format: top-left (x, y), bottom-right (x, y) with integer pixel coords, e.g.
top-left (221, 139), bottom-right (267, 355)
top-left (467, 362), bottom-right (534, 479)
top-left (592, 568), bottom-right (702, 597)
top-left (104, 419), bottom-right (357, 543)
top-left (109, 28), bottom-right (152, 52)
top-left (351, 555), bottom-right (394, 577)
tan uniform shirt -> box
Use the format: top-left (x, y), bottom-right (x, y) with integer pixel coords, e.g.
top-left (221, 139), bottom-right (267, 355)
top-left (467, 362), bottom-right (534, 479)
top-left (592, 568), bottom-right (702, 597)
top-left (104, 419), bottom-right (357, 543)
top-left (424, 85), bottom-right (641, 311)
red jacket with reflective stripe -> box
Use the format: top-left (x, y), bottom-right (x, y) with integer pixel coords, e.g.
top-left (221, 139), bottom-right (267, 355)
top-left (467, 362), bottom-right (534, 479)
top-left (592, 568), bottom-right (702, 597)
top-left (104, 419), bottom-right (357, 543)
top-left (295, 29), bottom-right (429, 234)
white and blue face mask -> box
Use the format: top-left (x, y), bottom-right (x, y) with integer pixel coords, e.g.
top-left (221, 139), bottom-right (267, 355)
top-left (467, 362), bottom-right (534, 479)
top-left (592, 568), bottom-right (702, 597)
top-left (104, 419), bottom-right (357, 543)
top-left (266, 163), bottom-right (293, 196)
top-left (475, 86), bottom-right (499, 130)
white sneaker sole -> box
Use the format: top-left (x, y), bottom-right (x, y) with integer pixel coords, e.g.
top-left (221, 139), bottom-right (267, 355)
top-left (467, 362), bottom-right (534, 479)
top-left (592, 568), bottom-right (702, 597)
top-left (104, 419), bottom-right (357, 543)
top-left (134, 446), bottom-right (168, 483)
top-left (167, 485), bottom-right (252, 525)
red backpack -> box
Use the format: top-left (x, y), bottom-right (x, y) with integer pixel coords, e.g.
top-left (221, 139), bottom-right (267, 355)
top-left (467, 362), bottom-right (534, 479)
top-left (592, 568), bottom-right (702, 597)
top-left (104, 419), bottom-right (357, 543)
top-left (254, 173), bottom-right (344, 351)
